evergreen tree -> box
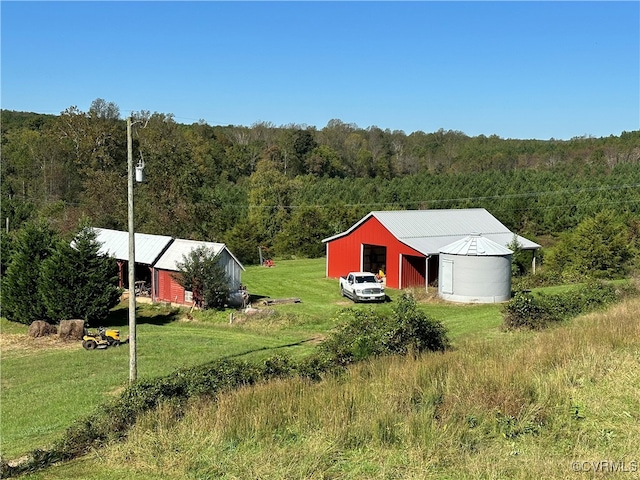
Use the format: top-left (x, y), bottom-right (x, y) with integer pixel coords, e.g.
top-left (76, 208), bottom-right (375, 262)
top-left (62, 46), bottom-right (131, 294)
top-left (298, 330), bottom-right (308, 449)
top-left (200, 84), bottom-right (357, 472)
top-left (222, 219), bottom-right (262, 265)
top-left (39, 227), bottom-right (121, 325)
top-left (546, 210), bottom-right (635, 280)
top-left (507, 234), bottom-right (529, 276)
top-left (1, 230), bottom-right (14, 277)
top-left (175, 246), bottom-right (230, 309)
top-left (1, 221), bottom-right (57, 324)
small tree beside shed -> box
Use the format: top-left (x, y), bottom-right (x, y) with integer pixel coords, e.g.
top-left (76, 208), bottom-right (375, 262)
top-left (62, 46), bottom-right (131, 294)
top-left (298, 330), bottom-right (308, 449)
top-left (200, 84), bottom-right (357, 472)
top-left (174, 246), bottom-right (230, 309)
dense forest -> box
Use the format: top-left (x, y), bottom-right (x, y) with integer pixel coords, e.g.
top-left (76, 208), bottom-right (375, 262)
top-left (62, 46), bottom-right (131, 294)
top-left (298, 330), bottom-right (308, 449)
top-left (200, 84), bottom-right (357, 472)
top-left (2, 100), bottom-right (639, 265)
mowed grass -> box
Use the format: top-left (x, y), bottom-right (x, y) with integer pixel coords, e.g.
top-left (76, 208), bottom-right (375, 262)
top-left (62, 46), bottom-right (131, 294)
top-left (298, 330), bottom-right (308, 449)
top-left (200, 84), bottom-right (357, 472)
top-left (0, 308), bottom-right (308, 459)
top-left (1, 257), bottom-right (504, 460)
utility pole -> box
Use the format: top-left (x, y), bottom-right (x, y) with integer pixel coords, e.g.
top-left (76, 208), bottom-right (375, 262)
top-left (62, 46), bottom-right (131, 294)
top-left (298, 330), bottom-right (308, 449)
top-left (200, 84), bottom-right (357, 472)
top-left (127, 116), bottom-right (137, 382)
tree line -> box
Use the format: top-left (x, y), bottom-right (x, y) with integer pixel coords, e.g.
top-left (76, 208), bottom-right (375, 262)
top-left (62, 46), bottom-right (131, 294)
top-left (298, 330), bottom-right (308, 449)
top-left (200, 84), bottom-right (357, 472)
top-left (2, 100), bottom-right (639, 266)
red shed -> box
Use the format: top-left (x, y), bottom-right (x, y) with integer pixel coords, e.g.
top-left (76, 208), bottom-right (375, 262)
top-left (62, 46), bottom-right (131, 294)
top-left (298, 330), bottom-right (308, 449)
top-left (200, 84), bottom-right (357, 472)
top-left (153, 239), bottom-right (245, 306)
top-left (322, 209), bottom-right (540, 290)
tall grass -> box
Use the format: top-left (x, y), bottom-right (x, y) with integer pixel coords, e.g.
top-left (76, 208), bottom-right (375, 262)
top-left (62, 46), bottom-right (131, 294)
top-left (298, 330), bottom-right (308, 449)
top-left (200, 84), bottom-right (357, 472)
top-left (68, 297), bottom-right (640, 480)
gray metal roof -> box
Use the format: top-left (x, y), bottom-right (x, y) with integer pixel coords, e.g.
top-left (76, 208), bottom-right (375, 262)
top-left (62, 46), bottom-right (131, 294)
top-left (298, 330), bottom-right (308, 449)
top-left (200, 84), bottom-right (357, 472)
top-left (94, 228), bottom-right (173, 265)
top-left (323, 208), bottom-right (540, 255)
top-left (439, 235), bottom-right (513, 256)
top-left (154, 239), bottom-right (245, 272)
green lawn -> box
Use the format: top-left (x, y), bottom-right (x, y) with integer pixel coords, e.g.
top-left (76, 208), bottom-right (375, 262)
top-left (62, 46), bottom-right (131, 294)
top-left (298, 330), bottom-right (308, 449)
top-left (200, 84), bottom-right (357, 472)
top-left (1, 257), bottom-right (505, 460)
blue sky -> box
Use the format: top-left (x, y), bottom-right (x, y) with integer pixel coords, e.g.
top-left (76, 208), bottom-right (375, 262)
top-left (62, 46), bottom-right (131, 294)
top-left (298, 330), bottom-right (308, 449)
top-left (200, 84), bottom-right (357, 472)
top-left (2, 1), bottom-right (638, 139)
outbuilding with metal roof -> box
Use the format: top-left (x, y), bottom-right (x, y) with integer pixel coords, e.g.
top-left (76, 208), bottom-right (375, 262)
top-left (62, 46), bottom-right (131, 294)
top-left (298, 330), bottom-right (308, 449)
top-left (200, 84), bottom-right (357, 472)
top-left (322, 208), bottom-right (539, 291)
top-left (93, 228), bottom-right (173, 293)
top-left (154, 239), bottom-right (245, 306)
top-left (93, 228), bottom-right (244, 306)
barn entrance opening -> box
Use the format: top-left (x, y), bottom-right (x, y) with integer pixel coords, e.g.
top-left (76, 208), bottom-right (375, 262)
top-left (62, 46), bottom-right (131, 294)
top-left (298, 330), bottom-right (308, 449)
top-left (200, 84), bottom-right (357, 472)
top-left (363, 244), bottom-right (387, 277)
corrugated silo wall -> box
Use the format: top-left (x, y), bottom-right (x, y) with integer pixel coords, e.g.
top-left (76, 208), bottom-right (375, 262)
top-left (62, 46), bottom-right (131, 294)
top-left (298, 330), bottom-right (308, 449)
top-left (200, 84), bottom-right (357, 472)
top-left (439, 254), bottom-right (512, 303)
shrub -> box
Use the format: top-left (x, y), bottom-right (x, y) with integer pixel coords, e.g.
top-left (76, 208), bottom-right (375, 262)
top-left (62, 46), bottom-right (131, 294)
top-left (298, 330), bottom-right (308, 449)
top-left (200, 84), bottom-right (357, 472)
top-left (512, 269), bottom-right (563, 290)
top-left (503, 281), bottom-right (633, 330)
top-left (502, 292), bottom-right (554, 330)
top-left (174, 246), bottom-right (230, 309)
top-left (317, 294), bottom-right (449, 366)
top-left (387, 293), bottom-right (450, 354)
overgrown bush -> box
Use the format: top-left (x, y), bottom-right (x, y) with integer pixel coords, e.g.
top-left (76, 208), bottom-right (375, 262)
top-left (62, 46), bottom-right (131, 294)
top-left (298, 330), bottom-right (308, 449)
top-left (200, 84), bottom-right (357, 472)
top-left (511, 269), bottom-right (563, 290)
top-left (502, 292), bottom-right (556, 330)
top-left (503, 281), bottom-right (633, 330)
top-left (317, 294), bottom-right (449, 365)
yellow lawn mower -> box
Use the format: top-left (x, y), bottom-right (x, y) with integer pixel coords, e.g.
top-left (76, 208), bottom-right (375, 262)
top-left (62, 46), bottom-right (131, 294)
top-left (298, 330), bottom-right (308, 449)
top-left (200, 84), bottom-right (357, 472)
top-left (82, 327), bottom-right (124, 350)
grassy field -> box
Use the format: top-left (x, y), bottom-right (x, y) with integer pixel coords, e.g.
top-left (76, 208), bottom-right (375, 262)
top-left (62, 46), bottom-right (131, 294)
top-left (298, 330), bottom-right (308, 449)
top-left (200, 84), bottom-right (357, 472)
top-left (21, 295), bottom-right (640, 480)
top-left (1, 258), bottom-right (504, 462)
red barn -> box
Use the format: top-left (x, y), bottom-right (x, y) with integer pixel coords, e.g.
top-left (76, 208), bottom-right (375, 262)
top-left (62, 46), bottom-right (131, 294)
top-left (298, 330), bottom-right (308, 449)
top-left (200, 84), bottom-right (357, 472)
top-left (322, 209), bottom-right (539, 290)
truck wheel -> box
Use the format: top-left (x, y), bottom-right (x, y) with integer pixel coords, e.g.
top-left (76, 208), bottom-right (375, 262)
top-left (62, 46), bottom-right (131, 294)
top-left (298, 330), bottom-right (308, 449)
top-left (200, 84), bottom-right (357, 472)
top-left (83, 339), bottom-right (97, 350)
top-left (340, 287), bottom-right (345, 297)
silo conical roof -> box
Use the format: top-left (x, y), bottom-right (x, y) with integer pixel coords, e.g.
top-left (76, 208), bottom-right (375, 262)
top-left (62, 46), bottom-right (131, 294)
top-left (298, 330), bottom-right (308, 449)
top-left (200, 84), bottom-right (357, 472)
top-left (438, 234), bottom-right (513, 256)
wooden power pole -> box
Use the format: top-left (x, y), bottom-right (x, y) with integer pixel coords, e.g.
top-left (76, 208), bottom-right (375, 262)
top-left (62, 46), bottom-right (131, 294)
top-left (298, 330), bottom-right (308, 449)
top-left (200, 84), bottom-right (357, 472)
top-left (127, 116), bottom-right (137, 382)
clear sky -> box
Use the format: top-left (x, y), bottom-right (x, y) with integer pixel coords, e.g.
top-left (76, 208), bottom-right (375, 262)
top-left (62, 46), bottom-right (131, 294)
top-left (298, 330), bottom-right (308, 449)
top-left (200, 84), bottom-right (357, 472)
top-left (1, 1), bottom-right (638, 140)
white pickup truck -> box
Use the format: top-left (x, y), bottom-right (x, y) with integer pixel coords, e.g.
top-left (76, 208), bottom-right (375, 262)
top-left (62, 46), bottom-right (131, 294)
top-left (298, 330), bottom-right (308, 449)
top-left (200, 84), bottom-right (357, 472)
top-left (339, 272), bottom-right (386, 303)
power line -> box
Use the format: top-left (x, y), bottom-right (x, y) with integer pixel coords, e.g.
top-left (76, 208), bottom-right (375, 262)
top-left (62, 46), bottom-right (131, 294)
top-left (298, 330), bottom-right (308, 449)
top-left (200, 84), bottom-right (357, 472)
top-left (239, 182), bottom-right (640, 209)
top-left (47, 182), bottom-right (640, 210)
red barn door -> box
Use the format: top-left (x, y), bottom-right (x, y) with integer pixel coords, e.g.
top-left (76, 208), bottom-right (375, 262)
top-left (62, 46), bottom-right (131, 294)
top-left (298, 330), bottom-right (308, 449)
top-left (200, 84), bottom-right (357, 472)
top-left (400, 255), bottom-right (426, 288)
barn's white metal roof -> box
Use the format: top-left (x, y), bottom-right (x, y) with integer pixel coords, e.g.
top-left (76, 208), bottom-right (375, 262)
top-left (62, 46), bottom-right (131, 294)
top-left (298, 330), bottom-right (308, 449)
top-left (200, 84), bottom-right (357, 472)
top-left (322, 208), bottom-right (539, 255)
top-left (93, 228), bottom-right (173, 265)
top-left (154, 239), bottom-right (245, 272)
top-left (439, 235), bottom-right (513, 256)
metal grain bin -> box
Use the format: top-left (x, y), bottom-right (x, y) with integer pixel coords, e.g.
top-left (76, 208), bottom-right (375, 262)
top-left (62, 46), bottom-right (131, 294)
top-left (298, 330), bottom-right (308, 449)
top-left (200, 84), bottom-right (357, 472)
top-left (438, 235), bottom-right (513, 303)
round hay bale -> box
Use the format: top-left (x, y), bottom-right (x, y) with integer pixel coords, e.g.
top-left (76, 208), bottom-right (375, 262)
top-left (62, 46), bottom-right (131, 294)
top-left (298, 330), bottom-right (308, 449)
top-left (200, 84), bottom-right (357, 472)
top-left (59, 319), bottom-right (86, 341)
top-left (28, 320), bottom-right (58, 338)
